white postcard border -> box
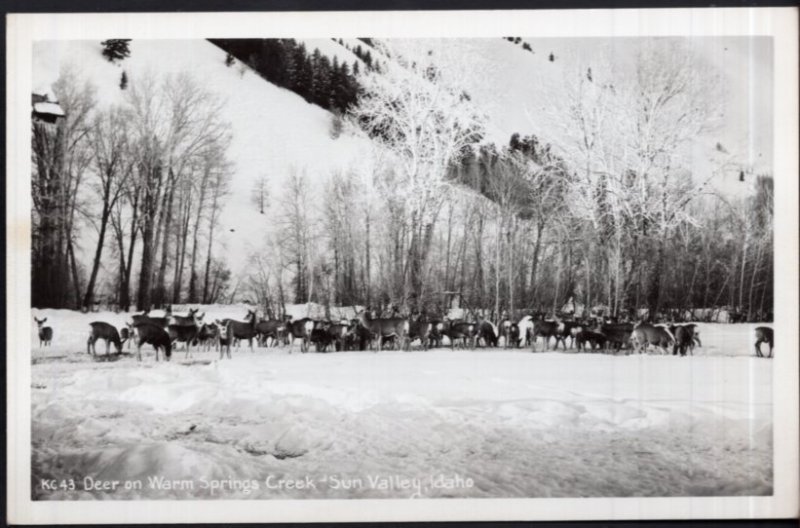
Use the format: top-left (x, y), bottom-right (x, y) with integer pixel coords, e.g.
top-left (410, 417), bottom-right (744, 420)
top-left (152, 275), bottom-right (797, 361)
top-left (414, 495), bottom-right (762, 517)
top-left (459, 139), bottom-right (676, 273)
top-left (6, 7), bottom-right (799, 524)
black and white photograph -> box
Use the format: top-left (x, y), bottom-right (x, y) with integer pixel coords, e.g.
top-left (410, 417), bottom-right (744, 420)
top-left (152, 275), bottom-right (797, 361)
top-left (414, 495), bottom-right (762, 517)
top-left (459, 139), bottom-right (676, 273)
top-left (6, 7), bottom-right (799, 524)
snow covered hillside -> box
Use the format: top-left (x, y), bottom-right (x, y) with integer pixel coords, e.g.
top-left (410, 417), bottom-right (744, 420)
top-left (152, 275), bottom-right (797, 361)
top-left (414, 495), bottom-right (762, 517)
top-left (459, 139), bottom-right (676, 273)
top-left (32, 39), bottom-right (373, 277)
top-left (30, 309), bottom-right (772, 499)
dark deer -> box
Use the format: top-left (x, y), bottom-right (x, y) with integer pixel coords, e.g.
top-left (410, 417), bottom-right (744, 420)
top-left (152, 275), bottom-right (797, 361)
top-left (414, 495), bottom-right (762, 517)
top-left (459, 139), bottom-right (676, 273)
top-left (326, 322), bottom-right (351, 351)
top-left (500, 320), bottom-right (521, 348)
top-left (670, 323), bottom-right (700, 356)
top-left (530, 319), bottom-right (561, 351)
top-left (601, 323), bottom-right (634, 354)
top-left (197, 323), bottom-right (220, 351)
top-left (357, 310), bottom-right (409, 352)
top-left (754, 326), bottom-right (773, 358)
top-left (120, 322), bottom-right (134, 350)
top-left (575, 329), bottom-right (606, 352)
top-left (132, 321), bottom-right (172, 362)
top-left (34, 317), bottom-right (53, 347)
top-left (169, 324), bottom-right (201, 358)
top-left (555, 321), bottom-right (581, 350)
top-left (407, 320), bottom-right (433, 350)
top-left (222, 310), bottom-right (258, 352)
top-left (87, 322), bottom-right (123, 356)
top-left (287, 317), bottom-right (315, 353)
top-left (438, 320), bottom-right (474, 349)
top-left (256, 319), bottom-right (286, 347)
top-left (474, 319), bottom-right (499, 348)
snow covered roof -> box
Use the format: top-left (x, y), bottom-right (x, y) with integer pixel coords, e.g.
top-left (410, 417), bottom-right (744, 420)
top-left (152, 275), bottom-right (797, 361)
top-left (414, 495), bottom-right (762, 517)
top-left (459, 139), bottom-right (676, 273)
top-left (33, 84), bottom-right (56, 101)
top-left (33, 101), bottom-right (65, 117)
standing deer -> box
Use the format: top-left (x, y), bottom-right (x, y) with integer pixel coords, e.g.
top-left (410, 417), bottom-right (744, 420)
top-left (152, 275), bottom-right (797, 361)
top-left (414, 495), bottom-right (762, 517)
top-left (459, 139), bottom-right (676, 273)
top-left (287, 317), bottom-right (316, 353)
top-left (218, 320), bottom-right (233, 359)
top-left (357, 310), bottom-right (409, 352)
top-left (87, 322), bottom-right (123, 356)
top-left (222, 310), bottom-right (259, 352)
top-left (171, 308), bottom-right (202, 326)
top-left (34, 317), bottom-right (53, 347)
top-left (631, 323), bottom-right (675, 355)
top-left (132, 309), bottom-right (169, 328)
top-left (754, 326), bottom-right (773, 358)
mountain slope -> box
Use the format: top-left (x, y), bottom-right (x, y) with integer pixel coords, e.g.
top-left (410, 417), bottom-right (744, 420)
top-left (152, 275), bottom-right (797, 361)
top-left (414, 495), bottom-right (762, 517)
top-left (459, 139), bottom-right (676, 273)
top-left (33, 39), bottom-right (373, 277)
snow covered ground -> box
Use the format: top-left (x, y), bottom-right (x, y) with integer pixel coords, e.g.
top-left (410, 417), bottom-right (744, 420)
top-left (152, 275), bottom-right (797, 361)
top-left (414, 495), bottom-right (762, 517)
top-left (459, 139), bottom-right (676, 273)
top-left (30, 309), bottom-right (772, 499)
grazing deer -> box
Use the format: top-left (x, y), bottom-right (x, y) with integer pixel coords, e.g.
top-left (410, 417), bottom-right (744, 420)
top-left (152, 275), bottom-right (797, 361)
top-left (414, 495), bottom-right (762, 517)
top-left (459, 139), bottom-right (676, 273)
top-left (474, 319), bottom-right (499, 348)
top-left (120, 322), bottom-right (134, 350)
top-left (34, 317), bottom-right (53, 347)
top-left (87, 322), bottom-right (123, 356)
top-left (222, 310), bottom-right (258, 352)
top-left (754, 326), bottom-right (773, 358)
top-left (357, 310), bottom-right (409, 352)
top-left (132, 321), bottom-right (172, 362)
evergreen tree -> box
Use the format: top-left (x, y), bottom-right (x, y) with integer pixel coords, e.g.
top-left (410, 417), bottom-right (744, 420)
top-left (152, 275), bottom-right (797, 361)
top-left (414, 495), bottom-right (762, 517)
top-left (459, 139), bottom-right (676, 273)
top-left (100, 39), bottom-right (131, 62)
top-left (119, 70), bottom-right (128, 90)
top-left (549, 52), bottom-right (555, 62)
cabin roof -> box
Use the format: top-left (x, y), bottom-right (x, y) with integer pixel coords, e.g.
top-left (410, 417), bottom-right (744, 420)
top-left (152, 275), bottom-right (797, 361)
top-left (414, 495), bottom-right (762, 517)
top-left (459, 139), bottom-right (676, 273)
top-left (33, 101), bottom-right (65, 117)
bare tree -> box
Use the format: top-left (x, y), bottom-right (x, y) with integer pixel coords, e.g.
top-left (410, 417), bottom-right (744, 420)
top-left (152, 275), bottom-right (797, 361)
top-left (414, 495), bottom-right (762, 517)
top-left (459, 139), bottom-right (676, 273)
top-left (350, 39), bottom-right (484, 311)
top-left (126, 71), bottom-right (230, 310)
top-left (82, 105), bottom-right (133, 309)
top-left (32, 65), bottom-right (96, 308)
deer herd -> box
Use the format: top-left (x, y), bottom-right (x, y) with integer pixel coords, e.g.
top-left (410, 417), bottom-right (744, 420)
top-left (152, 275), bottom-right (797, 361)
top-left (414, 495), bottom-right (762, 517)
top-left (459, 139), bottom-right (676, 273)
top-left (32, 308), bottom-right (775, 362)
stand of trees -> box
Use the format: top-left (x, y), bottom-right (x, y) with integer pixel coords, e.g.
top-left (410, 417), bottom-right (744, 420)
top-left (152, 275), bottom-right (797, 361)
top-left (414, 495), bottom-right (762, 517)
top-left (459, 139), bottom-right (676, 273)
top-left (241, 40), bottom-right (773, 322)
top-left (209, 39), bottom-right (361, 114)
top-left (32, 67), bottom-right (234, 311)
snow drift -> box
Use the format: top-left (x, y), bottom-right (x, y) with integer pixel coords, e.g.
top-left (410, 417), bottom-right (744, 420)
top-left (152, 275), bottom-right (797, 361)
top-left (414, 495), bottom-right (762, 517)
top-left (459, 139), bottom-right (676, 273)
top-left (31, 309), bottom-right (772, 499)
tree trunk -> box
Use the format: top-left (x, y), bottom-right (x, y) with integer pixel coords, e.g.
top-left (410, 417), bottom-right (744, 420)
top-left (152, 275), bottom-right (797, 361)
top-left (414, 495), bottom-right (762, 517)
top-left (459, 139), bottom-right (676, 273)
top-left (83, 206), bottom-right (111, 309)
top-left (67, 239), bottom-right (82, 309)
top-left (647, 240), bottom-right (666, 321)
top-left (529, 221), bottom-right (544, 305)
top-left (154, 171), bottom-right (177, 307)
top-left (494, 213), bottom-right (502, 322)
top-left (365, 210), bottom-right (371, 307)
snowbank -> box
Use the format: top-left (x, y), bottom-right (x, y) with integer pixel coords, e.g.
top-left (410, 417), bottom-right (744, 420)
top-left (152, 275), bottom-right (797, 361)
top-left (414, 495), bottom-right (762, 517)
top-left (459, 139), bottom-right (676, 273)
top-left (30, 309), bottom-right (772, 499)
